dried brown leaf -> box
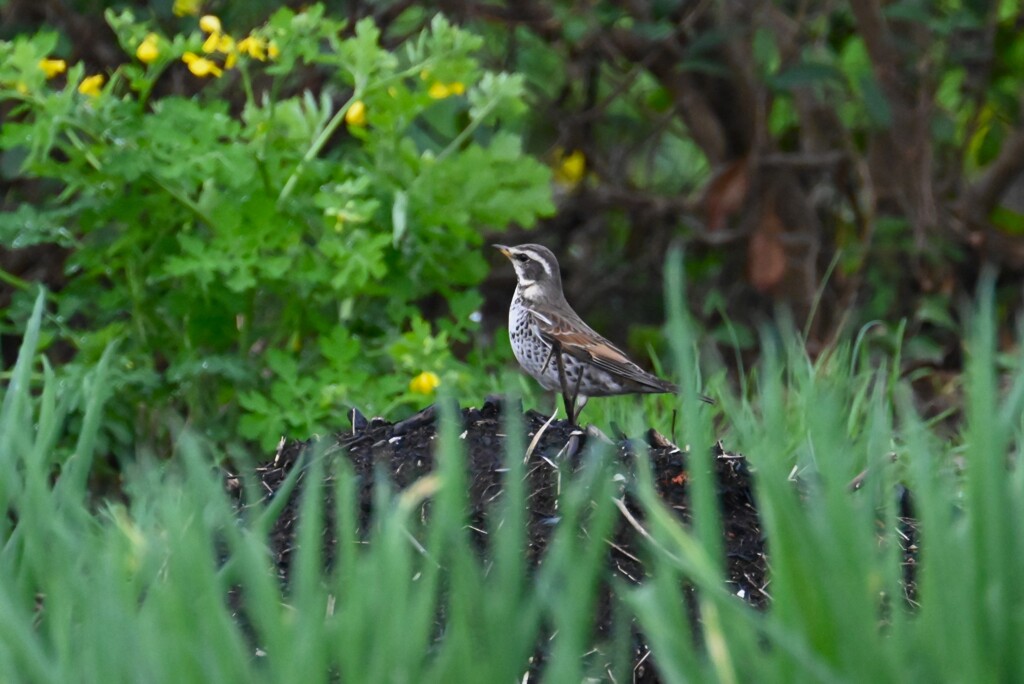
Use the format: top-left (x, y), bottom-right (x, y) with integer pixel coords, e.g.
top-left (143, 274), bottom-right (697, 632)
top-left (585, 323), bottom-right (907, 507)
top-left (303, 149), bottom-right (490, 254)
top-left (748, 209), bottom-right (786, 292)
top-left (703, 156), bottom-right (751, 231)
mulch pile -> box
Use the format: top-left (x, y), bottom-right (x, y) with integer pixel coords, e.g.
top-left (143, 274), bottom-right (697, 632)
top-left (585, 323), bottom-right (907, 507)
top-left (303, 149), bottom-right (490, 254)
top-left (228, 396), bottom-right (915, 679)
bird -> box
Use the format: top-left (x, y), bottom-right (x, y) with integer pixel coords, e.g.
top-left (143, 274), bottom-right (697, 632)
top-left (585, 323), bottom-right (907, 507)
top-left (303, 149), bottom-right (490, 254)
top-left (494, 243), bottom-right (711, 424)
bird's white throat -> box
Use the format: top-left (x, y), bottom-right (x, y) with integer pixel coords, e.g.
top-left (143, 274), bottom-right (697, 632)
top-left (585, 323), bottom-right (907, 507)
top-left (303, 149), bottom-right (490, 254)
top-left (518, 281), bottom-right (541, 301)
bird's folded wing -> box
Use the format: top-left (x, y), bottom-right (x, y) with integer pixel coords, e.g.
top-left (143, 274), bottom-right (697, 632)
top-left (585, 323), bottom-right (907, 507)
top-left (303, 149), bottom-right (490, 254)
top-left (529, 308), bottom-right (674, 391)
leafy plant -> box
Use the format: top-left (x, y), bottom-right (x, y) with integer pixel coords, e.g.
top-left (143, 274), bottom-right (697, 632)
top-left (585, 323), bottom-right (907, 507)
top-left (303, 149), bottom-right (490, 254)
top-left (0, 6), bottom-right (553, 453)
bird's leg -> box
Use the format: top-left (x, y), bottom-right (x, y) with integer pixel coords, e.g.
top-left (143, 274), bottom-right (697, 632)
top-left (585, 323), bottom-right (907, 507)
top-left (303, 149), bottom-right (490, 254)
top-left (540, 344), bottom-right (556, 375)
top-left (552, 344), bottom-right (577, 426)
top-left (570, 369), bottom-right (585, 424)
top-left (572, 395), bottom-right (588, 424)
top-left (560, 351), bottom-right (590, 426)
top-left (546, 340), bottom-right (586, 425)
top-left (539, 340), bottom-right (572, 422)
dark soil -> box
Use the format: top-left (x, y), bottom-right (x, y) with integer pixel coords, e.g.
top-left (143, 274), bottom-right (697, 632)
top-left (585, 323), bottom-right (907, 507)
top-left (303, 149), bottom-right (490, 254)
top-left (227, 397), bottom-right (916, 680)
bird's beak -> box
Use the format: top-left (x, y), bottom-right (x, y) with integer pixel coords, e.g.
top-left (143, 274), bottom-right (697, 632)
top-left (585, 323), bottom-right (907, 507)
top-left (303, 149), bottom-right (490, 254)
top-left (493, 244), bottom-right (512, 259)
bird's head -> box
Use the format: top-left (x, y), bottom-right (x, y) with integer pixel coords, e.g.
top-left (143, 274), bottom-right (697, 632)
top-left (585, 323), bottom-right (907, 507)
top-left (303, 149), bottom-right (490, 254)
top-left (494, 243), bottom-right (564, 302)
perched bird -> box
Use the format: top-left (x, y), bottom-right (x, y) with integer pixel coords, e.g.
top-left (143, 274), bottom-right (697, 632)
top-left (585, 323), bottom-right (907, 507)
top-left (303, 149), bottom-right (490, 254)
top-left (495, 243), bottom-right (711, 424)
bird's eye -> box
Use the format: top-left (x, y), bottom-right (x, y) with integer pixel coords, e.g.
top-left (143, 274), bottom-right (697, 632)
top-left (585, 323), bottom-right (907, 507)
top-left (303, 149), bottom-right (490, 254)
top-left (515, 254), bottom-right (529, 263)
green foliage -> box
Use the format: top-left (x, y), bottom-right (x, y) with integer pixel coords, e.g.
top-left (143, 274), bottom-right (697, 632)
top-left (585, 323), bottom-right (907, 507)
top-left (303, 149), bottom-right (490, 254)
top-left (4, 274), bottom-right (1024, 681)
top-left (0, 6), bottom-right (553, 452)
top-left (0, 298), bottom-right (621, 681)
top-left (627, 266), bottom-right (1024, 682)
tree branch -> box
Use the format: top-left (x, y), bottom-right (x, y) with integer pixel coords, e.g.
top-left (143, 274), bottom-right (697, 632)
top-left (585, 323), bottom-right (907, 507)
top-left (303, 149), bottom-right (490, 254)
top-left (966, 123), bottom-right (1024, 219)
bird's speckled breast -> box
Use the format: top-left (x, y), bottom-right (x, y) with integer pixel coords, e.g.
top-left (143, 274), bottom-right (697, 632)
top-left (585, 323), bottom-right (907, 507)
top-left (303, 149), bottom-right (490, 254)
top-left (508, 287), bottom-right (585, 392)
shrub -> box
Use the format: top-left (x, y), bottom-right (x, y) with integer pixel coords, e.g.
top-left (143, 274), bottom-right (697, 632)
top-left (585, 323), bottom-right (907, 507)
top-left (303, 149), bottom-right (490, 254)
top-left (0, 6), bottom-right (554, 453)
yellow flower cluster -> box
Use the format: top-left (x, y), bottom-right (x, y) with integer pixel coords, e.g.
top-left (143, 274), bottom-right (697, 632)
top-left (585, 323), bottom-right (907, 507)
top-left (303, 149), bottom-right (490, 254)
top-left (427, 81), bottom-right (465, 99)
top-left (409, 371), bottom-right (441, 395)
top-left (27, 57), bottom-right (101, 97)
top-left (21, 15), bottom-right (281, 97)
top-left (238, 35), bottom-right (274, 61)
top-left (183, 14), bottom-right (279, 78)
top-left (419, 70), bottom-right (466, 100)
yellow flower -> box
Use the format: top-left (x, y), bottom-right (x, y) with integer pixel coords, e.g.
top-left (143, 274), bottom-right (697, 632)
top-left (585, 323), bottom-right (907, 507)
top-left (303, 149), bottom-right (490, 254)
top-left (172, 0), bottom-right (201, 16)
top-left (345, 100), bottom-right (367, 127)
top-left (427, 81), bottom-right (465, 99)
top-left (237, 35), bottom-right (266, 60)
top-left (199, 14), bottom-right (222, 34)
top-left (553, 148), bottom-right (586, 187)
top-left (428, 82), bottom-right (449, 99)
top-left (78, 74), bottom-right (105, 97)
top-left (202, 32), bottom-right (220, 53)
top-left (38, 58), bottom-right (67, 79)
top-left (225, 51), bottom-right (238, 69)
top-left (135, 34), bottom-right (160, 64)
top-left (182, 52), bottom-right (222, 78)
top-left (409, 371), bottom-right (441, 395)
top-left (200, 30), bottom-right (234, 55)
top-left (267, 41), bottom-right (280, 59)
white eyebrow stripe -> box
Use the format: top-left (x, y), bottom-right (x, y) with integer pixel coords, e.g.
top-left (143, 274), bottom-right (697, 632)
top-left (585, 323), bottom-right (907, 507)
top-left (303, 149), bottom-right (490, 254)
top-left (525, 249), bottom-right (553, 277)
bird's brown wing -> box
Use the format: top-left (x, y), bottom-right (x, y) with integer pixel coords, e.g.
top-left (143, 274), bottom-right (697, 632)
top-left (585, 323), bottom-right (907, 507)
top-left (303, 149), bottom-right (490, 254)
top-left (528, 306), bottom-right (677, 393)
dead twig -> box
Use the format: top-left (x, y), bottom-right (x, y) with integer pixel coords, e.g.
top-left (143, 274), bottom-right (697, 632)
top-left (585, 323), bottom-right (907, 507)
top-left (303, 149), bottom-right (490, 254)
top-left (524, 408), bottom-right (559, 463)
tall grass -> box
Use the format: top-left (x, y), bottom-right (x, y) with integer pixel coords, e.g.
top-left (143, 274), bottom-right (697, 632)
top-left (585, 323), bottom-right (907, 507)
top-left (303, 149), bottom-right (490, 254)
top-left (627, 260), bottom-right (1024, 682)
top-left (1, 269), bottom-right (1023, 682)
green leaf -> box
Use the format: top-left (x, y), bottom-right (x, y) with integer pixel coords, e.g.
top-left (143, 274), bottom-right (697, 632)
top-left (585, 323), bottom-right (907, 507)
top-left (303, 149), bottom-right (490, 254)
top-left (991, 206), bottom-right (1024, 235)
top-left (858, 73), bottom-right (893, 128)
top-left (392, 190), bottom-right (409, 247)
top-left (769, 62), bottom-right (843, 91)
top-left (752, 27), bottom-right (780, 78)
top-left (0, 204), bottom-right (78, 247)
